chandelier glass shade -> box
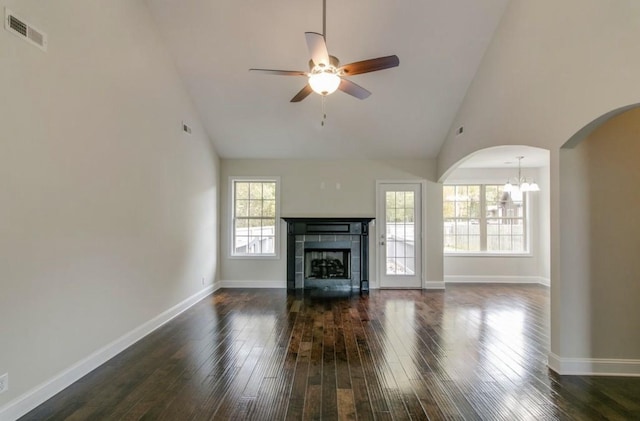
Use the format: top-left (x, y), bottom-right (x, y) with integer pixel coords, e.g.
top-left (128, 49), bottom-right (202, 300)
top-left (504, 156), bottom-right (540, 198)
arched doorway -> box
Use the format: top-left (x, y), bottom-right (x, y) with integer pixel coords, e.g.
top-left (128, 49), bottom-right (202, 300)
top-left (552, 107), bottom-right (640, 375)
top-left (441, 145), bottom-right (551, 286)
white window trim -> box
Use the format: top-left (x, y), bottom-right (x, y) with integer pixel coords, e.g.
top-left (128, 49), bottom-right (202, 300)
top-left (229, 176), bottom-right (281, 259)
top-left (443, 183), bottom-right (531, 256)
top-left (444, 252), bottom-right (533, 257)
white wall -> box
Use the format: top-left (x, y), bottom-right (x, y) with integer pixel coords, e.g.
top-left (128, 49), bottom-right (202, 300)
top-left (435, 0), bottom-right (640, 373)
top-left (443, 167), bottom-right (550, 284)
top-left (560, 109), bottom-right (640, 361)
top-left (437, 0), bottom-right (640, 176)
top-left (0, 0), bottom-right (220, 415)
top-left (220, 159), bottom-right (443, 288)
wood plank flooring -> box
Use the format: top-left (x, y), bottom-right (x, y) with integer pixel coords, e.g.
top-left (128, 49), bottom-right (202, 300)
top-left (20, 285), bottom-right (640, 420)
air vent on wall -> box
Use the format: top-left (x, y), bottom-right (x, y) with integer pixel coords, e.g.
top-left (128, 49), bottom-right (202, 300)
top-left (182, 121), bottom-right (192, 134)
top-left (5, 8), bottom-right (47, 51)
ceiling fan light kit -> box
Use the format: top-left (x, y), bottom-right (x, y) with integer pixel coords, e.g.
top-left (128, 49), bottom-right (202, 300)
top-left (249, 0), bottom-right (399, 103)
top-left (308, 66), bottom-right (341, 96)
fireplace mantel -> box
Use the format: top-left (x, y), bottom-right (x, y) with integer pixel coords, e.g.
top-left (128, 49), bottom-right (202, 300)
top-left (283, 217), bottom-right (374, 292)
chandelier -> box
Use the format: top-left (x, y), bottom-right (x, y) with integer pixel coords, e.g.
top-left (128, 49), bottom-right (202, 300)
top-left (504, 156), bottom-right (540, 198)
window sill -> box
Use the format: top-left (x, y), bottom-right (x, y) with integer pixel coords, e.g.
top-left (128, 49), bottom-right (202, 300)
top-left (229, 254), bottom-right (280, 260)
top-left (444, 252), bottom-right (532, 258)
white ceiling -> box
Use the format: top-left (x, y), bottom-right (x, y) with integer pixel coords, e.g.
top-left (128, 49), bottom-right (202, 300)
top-left (146, 0), bottom-right (510, 159)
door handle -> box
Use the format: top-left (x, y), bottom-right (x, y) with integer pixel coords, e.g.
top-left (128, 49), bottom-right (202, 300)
top-left (380, 241), bottom-right (385, 246)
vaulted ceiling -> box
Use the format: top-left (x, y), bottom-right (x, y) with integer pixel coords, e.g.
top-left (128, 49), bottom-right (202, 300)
top-left (146, 0), bottom-right (510, 159)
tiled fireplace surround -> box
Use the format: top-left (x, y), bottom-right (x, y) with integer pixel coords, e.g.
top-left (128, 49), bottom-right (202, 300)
top-left (283, 217), bottom-right (374, 292)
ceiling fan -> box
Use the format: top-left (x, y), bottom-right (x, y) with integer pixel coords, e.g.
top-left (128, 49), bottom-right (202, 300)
top-left (249, 0), bottom-right (399, 103)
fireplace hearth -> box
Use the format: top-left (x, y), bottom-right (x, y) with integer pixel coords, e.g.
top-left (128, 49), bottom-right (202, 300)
top-left (283, 217), bottom-right (374, 292)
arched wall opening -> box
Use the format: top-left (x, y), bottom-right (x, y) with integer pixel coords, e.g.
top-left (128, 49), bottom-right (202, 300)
top-left (440, 146), bottom-right (551, 286)
top-left (554, 107), bottom-right (640, 375)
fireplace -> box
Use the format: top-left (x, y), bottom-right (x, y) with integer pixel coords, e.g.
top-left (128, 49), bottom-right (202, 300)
top-left (305, 248), bottom-right (350, 279)
top-left (283, 217), bottom-right (374, 292)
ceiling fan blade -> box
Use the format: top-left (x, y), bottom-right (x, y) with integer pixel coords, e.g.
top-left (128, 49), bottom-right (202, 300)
top-left (291, 84), bottom-right (313, 102)
top-left (249, 68), bottom-right (307, 76)
top-left (338, 79), bottom-right (371, 100)
top-left (339, 55), bottom-right (399, 76)
top-left (305, 32), bottom-right (330, 67)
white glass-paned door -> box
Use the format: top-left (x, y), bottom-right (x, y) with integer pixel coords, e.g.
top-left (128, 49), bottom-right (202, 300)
top-left (377, 182), bottom-right (422, 288)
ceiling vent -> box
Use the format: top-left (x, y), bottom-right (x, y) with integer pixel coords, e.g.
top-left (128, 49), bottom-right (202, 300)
top-left (5, 8), bottom-right (47, 51)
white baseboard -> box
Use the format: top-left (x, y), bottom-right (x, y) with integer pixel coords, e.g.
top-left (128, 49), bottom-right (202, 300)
top-left (0, 285), bottom-right (215, 421)
top-left (220, 280), bottom-right (286, 288)
top-left (424, 281), bottom-right (446, 290)
top-left (538, 277), bottom-right (551, 286)
top-left (445, 275), bottom-right (549, 286)
top-left (369, 282), bottom-right (444, 290)
top-left (548, 352), bottom-right (640, 376)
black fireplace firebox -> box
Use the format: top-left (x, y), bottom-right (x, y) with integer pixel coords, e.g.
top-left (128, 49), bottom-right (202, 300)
top-left (305, 248), bottom-right (350, 279)
top-left (283, 217), bottom-right (374, 292)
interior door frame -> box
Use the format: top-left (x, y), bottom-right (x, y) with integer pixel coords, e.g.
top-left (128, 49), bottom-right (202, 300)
top-left (375, 179), bottom-right (427, 289)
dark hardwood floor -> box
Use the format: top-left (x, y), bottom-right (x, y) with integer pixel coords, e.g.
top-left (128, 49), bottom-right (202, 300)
top-left (21, 285), bottom-right (640, 420)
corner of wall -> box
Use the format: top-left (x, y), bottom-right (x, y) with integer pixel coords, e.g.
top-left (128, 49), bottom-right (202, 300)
top-left (0, 286), bottom-right (215, 420)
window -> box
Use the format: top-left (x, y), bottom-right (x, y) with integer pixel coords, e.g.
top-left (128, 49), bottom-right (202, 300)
top-left (443, 184), bottom-right (527, 254)
top-left (231, 177), bottom-right (279, 257)
top-left (385, 190), bottom-right (416, 275)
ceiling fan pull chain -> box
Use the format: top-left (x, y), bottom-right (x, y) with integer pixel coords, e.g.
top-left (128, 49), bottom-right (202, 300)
top-left (321, 95), bottom-right (327, 126)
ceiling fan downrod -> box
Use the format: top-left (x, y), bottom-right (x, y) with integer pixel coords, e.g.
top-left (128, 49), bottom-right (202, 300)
top-left (322, 0), bottom-right (326, 39)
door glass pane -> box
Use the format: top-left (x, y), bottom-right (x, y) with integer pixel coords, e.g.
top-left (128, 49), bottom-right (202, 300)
top-left (386, 191), bottom-right (416, 275)
top-left (386, 239), bottom-right (396, 258)
top-left (405, 258), bottom-right (415, 275)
